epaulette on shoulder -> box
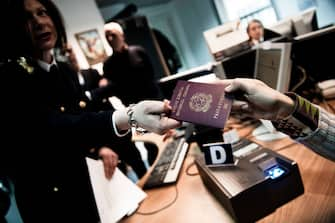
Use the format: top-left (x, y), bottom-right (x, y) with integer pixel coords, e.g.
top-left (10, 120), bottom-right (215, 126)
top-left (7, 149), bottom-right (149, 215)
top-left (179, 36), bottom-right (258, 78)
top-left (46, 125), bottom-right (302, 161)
top-left (0, 57), bottom-right (35, 76)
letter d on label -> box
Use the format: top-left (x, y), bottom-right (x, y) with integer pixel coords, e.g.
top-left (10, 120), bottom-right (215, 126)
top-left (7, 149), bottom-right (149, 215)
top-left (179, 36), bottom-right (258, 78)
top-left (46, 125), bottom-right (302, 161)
top-left (202, 143), bottom-right (234, 166)
top-left (210, 145), bottom-right (227, 164)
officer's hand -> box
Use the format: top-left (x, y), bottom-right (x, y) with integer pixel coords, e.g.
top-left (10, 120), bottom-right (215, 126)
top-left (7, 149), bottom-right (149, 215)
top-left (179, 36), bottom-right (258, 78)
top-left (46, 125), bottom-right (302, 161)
top-left (132, 100), bottom-right (182, 134)
top-left (114, 100), bottom-right (181, 135)
top-left (98, 147), bottom-right (119, 179)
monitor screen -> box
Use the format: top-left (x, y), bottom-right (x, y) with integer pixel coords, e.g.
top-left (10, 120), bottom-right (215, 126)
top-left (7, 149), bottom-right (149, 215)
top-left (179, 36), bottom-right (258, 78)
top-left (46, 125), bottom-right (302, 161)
top-left (268, 7), bottom-right (318, 39)
top-left (158, 62), bottom-right (220, 99)
top-left (292, 25), bottom-right (335, 82)
top-left (253, 43), bottom-right (292, 138)
top-left (292, 7), bottom-right (318, 36)
top-left (203, 21), bottom-right (250, 61)
top-left (254, 43), bottom-right (292, 93)
top-left (268, 19), bottom-right (295, 39)
top-left (221, 48), bottom-right (256, 79)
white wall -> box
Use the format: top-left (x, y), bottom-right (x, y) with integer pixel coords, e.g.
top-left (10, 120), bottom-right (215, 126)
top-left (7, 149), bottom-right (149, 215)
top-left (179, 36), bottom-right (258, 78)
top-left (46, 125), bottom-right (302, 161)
top-left (137, 0), bottom-right (220, 70)
top-left (54, 0), bottom-right (112, 72)
top-left (138, 2), bottom-right (194, 71)
top-left (171, 0), bottom-right (220, 67)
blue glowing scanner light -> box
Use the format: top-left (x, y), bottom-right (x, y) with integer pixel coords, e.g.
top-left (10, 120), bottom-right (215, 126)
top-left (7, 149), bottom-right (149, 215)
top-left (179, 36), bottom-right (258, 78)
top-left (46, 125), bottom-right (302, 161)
top-left (265, 165), bottom-right (286, 179)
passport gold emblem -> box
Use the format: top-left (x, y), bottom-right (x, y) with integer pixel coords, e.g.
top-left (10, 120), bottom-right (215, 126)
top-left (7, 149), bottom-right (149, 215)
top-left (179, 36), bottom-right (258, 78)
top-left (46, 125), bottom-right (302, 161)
top-left (189, 93), bottom-right (212, 112)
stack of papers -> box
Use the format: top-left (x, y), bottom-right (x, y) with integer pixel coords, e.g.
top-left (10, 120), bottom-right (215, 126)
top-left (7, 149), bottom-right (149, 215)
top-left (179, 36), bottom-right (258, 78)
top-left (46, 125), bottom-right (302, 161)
top-left (86, 158), bottom-right (147, 223)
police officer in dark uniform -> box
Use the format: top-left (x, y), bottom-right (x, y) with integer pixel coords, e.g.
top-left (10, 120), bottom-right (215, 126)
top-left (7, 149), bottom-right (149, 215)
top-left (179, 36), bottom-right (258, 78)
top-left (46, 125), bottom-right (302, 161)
top-left (0, 0), bottom-right (180, 222)
top-left (61, 44), bottom-right (148, 179)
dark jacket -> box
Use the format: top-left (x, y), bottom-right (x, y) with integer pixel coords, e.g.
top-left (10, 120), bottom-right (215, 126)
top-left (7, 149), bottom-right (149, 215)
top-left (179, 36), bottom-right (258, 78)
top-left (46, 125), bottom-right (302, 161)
top-left (103, 45), bottom-right (163, 106)
top-left (80, 68), bottom-right (102, 93)
top-left (0, 58), bottom-right (122, 223)
top-left (77, 68), bottom-right (147, 178)
top-left (79, 68), bottom-right (114, 111)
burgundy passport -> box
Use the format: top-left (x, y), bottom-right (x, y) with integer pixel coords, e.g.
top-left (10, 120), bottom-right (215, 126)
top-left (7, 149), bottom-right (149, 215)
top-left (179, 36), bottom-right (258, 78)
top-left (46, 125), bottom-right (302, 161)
top-left (169, 80), bottom-right (233, 129)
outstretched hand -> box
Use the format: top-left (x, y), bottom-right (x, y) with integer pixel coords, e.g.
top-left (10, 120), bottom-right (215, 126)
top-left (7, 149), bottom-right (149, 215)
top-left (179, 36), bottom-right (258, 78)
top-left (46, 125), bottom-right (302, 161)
top-left (217, 78), bottom-right (295, 120)
top-left (132, 100), bottom-right (182, 134)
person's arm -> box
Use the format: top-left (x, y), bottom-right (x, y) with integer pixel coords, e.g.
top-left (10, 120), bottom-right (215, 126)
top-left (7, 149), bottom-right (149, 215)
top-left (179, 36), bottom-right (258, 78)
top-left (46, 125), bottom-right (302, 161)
top-left (272, 93), bottom-right (335, 161)
top-left (271, 92), bottom-right (319, 139)
top-left (89, 82), bottom-right (117, 101)
top-left (286, 102), bottom-right (335, 161)
top-left (2, 60), bottom-right (181, 154)
top-left (113, 100), bottom-right (181, 135)
top-left (220, 78), bottom-right (335, 161)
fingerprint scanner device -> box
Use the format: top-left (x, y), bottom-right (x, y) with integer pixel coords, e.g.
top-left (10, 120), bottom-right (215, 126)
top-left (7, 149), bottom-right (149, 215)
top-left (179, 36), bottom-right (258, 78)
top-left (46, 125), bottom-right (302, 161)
top-left (195, 139), bottom-right (304, 223)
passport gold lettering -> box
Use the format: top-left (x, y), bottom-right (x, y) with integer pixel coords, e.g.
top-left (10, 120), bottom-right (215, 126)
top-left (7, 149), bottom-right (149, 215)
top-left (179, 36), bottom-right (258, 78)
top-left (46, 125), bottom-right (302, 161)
top-left (183, 84), bottom-right (190, 97)
top-left (176, 98), bottom-right (185, 116)
top-left (213, 93), bottom-right (226, 119)
top-left (172, 86), bottom-right (184, 114)
top-left (175, 84), bottom-right (189, 116)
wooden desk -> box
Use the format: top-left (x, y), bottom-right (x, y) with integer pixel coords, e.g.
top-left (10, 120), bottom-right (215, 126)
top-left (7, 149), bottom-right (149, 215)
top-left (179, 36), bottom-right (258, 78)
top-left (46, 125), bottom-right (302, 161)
top-left (122, 122), bottom-right (335, 223)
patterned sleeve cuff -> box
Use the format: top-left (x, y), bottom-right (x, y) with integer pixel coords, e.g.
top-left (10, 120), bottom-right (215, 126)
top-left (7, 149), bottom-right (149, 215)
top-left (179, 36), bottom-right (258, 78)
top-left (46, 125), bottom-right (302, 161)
top-left (272, 92), bottom-right (319, 139)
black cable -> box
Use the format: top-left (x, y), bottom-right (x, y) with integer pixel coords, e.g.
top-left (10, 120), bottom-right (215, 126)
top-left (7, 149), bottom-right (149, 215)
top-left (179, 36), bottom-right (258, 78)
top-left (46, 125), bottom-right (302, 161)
top-left (135, 185), bottom-right (178, 215)
top-left (291, 65), bottom-right (307, 92)
top-left (185, 161), bottom-right (199, 176)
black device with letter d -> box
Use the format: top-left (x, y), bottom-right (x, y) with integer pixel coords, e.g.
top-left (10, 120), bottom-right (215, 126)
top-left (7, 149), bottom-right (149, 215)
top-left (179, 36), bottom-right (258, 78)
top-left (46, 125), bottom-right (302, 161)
top-left (195, 139), bottom-right (304, 223)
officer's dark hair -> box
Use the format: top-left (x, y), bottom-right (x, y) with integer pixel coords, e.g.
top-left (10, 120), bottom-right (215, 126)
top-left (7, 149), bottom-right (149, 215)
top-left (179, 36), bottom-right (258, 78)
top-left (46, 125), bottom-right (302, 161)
top-left (6, 0), bottom-right (67, 59)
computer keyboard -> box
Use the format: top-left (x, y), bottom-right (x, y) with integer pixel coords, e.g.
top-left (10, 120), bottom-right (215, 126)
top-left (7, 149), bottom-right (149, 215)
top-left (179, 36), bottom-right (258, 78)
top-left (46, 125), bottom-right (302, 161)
top-left (143, 137), bottom-right (189, 189)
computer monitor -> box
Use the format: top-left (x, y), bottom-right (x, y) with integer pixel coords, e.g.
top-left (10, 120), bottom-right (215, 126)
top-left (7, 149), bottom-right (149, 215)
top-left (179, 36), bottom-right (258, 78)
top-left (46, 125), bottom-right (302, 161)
top-left (253, 42), bottom-right (292, 141)
top-left (268, 7), bottom-right (318, 39)
top-left (268, 18), bottom-right (295, 39)
top-left (158, 62), bottom-right (224, 99)
top-left (221, 48), bottom-right (256, 79)
top-left (291, 7), bottom-right (318, 36)
top-left (203, 21), bottom-right (250, 61)
top-left (254, 42), bottom-right (292, 92)
top-left (291, 25), bottom-right (335, 85)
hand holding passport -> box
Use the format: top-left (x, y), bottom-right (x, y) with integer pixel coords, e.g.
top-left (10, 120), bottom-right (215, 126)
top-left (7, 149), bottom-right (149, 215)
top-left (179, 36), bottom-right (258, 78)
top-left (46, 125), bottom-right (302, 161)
top-left (169, 80), bottom-right (233, 129)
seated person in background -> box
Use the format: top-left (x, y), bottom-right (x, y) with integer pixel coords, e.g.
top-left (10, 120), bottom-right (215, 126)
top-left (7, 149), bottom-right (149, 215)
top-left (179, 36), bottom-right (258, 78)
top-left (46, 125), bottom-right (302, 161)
top-left (247, 19), bottom-right (281, 46)
top-left (102, 21), bottom-right (163, 106)
top-left (63, 44), bottom-right (150, 179)
top-left (219, 78), bottom-right (335, 162)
